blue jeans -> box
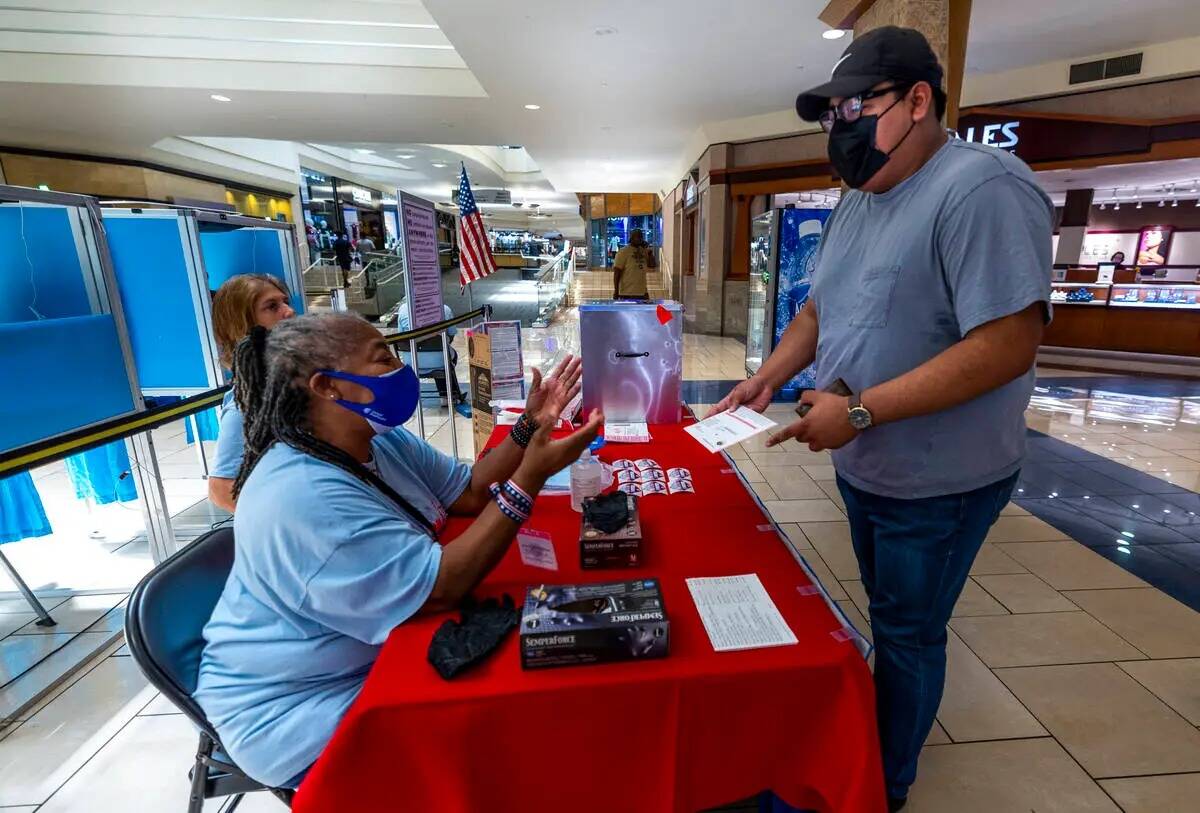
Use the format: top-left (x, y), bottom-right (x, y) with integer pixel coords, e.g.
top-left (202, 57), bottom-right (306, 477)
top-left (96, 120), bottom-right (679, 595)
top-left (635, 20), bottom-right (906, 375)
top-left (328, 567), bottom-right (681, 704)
top-left (837, 472), bottom-right (1019, 800)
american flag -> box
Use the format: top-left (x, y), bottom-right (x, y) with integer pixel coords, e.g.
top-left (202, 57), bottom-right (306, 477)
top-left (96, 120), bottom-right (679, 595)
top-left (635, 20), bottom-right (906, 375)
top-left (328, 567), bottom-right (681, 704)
top-left (456, 164), bottom-right (497, 290)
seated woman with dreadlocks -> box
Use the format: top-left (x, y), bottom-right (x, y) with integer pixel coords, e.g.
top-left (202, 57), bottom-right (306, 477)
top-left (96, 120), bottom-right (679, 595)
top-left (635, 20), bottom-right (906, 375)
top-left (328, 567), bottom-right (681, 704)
top-left (193, 312), bottom-right (598, 789)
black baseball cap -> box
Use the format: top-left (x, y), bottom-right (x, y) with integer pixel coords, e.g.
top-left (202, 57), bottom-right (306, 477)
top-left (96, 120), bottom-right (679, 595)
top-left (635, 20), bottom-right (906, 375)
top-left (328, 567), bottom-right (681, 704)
top-left (796, 26), bottom-right (944, 122)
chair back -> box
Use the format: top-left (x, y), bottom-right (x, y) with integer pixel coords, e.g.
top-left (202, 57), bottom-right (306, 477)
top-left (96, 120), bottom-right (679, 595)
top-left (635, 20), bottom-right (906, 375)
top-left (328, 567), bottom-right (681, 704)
top-left (125, 526), bottom-right (235, 735)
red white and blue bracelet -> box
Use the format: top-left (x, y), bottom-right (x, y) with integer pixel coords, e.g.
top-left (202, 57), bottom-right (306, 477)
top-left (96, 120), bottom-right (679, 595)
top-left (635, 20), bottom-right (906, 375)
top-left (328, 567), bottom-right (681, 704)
top-left (489, 479), bottom-right (534, 524)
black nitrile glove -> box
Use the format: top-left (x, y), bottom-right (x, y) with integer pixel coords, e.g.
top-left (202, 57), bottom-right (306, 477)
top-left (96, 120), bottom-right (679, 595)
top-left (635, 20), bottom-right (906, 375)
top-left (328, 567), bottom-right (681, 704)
top-left (584, 491), bottom-right (634, 534)
top-left (427, 594), bottom-right (519, 680)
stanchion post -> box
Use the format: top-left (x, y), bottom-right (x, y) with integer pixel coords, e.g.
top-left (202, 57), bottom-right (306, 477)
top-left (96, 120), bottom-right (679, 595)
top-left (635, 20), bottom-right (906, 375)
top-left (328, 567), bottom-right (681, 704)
top-left (0, 549), bottom-right (56, 626)
top-left (441, 329), bottom-right (458, 460)
top-left (189, 413), bottom-right (210, 479)
top-left (127, 430), bottom-right (177, 564)
top-left (409, 338), bottom-right (426, 440)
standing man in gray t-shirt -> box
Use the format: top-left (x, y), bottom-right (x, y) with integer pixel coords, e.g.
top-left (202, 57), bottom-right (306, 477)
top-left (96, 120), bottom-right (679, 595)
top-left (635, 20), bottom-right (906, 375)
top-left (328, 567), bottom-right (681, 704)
top-left (711, 27), bottom-right (1051, 810)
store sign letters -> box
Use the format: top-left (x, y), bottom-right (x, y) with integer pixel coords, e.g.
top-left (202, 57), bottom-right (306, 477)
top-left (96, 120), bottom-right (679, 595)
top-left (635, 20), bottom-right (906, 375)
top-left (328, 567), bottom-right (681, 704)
top-left (956, 113), bottom-right (1150, 164)
top-left (960, 121), bottom-right (1020, 151)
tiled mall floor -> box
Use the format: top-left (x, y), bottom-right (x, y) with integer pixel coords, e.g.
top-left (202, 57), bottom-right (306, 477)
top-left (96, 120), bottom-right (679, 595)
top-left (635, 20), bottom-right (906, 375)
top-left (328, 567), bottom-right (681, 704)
top-left (5, 323), bottom-right (1200, 810)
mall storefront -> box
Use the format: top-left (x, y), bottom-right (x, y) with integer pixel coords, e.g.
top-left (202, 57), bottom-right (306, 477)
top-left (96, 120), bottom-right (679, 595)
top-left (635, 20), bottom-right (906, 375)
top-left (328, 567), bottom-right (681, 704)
top-left (954, 103), bottom-right (1200, 370)
top-left (299, 167), bottom-right (390, 261)
top-left (0, 148), bottom-right (295, 221)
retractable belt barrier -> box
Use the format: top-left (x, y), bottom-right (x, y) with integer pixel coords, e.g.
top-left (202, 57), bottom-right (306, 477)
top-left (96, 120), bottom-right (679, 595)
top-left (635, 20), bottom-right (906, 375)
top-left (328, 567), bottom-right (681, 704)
top-left (0, 387), bottom-right (230, 478)
top-left (0, 305), bottom-right (492, 479)
top-left (383, 305), bottom-right (490, 346)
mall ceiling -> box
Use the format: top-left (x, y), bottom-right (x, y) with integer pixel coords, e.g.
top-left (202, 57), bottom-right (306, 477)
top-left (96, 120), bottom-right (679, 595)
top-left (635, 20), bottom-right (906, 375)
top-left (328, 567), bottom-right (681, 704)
top-left (1, 0), bottom-right (1200, 196)
top-left (1037, 158), bottom-right (1200, 205)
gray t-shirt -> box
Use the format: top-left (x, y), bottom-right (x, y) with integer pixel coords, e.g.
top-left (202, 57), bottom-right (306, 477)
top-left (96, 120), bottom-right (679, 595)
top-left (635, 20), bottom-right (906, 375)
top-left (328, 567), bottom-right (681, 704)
top-left (810, 136), bottom-right (1053, 499)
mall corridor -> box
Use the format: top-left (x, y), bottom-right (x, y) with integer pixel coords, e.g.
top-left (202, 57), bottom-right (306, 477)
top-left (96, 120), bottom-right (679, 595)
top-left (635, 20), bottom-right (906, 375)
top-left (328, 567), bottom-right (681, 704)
top-left (4, 1), bottom-right (1200, 812)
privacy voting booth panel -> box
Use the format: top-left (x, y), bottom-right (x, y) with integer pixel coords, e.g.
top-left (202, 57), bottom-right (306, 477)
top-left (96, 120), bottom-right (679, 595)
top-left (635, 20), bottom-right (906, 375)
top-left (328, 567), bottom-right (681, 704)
top-left (103, 209), bottom-right (305, 396)
top-left (103, 209), bottom-right (219, 394)
top-left (0, 190), bottom-right (139, 453)
top-left (198, 221), bottom-right (306, 314)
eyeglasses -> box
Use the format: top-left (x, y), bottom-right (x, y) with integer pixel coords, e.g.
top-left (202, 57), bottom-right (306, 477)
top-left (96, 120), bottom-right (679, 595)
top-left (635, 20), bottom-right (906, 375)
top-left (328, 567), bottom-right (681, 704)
top-left (818, 83), bottom-right (913, 133)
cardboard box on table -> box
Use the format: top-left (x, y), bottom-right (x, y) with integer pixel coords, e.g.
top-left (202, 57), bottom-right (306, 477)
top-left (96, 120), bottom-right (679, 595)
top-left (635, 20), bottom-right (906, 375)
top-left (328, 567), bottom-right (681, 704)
top-left (467, 329), bottom-right (495, 458)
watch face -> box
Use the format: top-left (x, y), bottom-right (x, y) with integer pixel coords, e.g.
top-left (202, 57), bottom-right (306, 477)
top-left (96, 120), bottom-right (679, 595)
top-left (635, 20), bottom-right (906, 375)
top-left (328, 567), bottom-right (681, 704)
top-left (849, 407), bottom-right (872, 430)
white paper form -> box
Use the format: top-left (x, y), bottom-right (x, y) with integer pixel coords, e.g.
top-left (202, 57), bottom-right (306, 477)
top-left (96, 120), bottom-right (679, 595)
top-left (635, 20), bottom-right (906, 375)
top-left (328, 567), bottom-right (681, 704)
top-left (486, 321), bottom-right (525, 383)
top-left (686, 574), bottom-right (798, 652)
top-left (684, 406), bottom-right (777, 453)
top-left (605, 421), bottom-right (651, 443)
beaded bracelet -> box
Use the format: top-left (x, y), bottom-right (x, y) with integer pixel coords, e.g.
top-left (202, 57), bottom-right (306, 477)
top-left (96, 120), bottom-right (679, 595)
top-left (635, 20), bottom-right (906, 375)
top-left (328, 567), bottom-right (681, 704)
top-left (510, 413), bottom-right (538, 448)
top-left (489, 482), bottom-right (530, 525)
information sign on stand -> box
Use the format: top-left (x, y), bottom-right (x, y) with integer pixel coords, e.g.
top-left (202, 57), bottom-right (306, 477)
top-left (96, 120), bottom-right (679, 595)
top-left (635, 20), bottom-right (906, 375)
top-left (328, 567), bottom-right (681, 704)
top-left (467, 322), bottom-right (528, 458)
top-left (397, 191), bottom-right (444, 329)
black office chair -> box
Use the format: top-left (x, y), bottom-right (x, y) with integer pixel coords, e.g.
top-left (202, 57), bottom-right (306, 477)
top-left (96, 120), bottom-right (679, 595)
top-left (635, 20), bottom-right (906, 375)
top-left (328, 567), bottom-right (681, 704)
top-left (125, 527), bottom-right (293, 812)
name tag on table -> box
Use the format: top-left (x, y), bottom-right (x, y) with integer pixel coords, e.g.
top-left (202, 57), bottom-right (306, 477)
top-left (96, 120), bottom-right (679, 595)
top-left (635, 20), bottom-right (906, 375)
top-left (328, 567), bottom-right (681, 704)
top-left (517, 529), bottom-right (558, 571)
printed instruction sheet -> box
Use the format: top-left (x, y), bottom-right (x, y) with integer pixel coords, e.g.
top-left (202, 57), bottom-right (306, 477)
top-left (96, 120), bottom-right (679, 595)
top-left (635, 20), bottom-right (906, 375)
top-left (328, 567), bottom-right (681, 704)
top-left (686, 574), bottom-right (798, 652)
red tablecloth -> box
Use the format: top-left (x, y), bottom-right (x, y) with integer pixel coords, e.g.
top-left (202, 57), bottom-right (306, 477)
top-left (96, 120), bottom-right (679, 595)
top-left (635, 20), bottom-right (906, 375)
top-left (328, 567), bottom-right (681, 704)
top-left (292, 418), bottom-right (885, 813)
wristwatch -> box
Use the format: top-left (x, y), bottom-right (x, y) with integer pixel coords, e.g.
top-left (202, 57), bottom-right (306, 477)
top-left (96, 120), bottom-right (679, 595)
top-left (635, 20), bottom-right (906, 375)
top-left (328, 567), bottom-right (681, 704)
top-left (847, 394), bottom-right (874, 431)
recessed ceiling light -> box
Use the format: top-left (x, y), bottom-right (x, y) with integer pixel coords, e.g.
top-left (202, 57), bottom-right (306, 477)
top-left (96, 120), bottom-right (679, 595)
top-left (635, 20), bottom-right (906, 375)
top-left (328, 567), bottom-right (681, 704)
top-left (356, 148), bottom-right (375, 154)
top-left (524, 104), bottom-right (541, 110)
top-left (431, 162), bottom-right (448, 168)
top-left (823, 29), bottom-right (847, 40)
top-left (396, 153), bottom-right (414, 159)
top-left (210, 94), bottom-right (232, 103)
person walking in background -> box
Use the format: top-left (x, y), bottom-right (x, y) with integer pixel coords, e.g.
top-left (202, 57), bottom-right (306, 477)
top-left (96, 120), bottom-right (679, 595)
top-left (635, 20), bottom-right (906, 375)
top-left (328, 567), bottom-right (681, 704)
top-left (709, 27), bottom-right (1052, 810)
top-left (612, 227), bottom-right (656, 300)
top-left (357, 233), bottom-right (377, 255)
top-left (333, 231), bottom-right (353, 288)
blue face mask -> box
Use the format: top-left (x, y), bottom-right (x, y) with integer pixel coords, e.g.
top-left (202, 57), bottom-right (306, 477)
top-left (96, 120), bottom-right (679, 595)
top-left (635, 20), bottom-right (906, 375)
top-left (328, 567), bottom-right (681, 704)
top-left (321, 365), bottom-right (420, 434)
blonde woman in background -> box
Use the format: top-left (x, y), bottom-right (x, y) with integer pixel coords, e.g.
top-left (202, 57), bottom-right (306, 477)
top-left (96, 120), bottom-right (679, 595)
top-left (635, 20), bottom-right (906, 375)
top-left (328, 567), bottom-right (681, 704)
top-left (208, 274), bottom-right (296, 512)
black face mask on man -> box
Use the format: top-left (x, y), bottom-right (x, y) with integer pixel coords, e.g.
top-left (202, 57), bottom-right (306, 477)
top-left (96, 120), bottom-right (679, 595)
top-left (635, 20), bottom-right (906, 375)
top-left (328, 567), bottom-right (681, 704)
top-left (827, 93), bottom-right (916, 189)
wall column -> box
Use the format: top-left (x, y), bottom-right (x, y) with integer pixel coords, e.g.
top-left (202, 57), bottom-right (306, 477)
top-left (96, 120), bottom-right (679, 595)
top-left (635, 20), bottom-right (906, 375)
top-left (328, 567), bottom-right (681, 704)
top-left (825, 0), bottom-right (972, 127)
top-left (1056, 188), bottom-right (1094, 266)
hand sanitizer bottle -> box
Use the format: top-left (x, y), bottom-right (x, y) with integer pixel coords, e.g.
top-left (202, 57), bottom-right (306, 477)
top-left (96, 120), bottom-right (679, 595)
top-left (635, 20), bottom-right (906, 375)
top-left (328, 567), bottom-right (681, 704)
top-left (571, 437), bottom-right (606, 512)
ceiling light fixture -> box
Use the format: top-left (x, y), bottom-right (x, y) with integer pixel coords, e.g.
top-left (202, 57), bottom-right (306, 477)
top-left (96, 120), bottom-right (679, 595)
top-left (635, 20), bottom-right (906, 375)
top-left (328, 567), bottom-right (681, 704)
top-left (823, 29), bottom-right (847, 40)
top-left (431, 162), bottom-right (447, 168)
top-left (396, 153), bottom-right (414, 159)
top-left (356, 148), bottom-right (375, 154)
top-left (524, 104), bottom-right (541, 110)
top-left (210, 94), bottom-right (232, 103)
top-left (1137, 200), bottom-right (1143, 209)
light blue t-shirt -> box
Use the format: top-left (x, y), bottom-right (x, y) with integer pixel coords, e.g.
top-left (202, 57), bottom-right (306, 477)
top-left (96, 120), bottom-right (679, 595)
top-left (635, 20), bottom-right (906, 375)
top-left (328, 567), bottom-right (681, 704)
top-left (810, 137), bottom-right (1053, 499)
top-left (211, 390), bottom-right (243, 480)
top-left (193, 429), bottom-right (471, 787)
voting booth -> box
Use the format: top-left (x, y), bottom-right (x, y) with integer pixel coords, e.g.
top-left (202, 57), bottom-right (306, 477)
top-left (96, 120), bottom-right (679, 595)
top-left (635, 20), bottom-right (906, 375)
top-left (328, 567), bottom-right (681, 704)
top-left (580, 301), bottom-right (683, 425)
top-left (0, 186), bottom-right (150, 619)
top-left (0, 187), bottom-right (142, 452)
top-left (102, 207), bottom-right (305, 396)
